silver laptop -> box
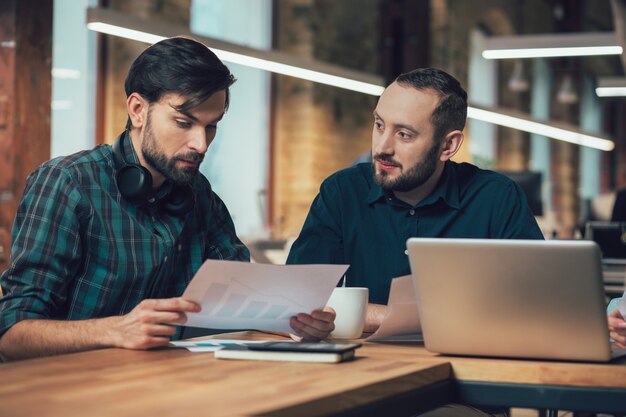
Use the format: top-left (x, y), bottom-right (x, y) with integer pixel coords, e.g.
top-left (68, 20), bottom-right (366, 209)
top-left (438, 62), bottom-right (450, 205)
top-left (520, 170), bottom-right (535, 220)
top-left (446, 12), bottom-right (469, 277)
top-left (406, 238), bottom-right (626, 362)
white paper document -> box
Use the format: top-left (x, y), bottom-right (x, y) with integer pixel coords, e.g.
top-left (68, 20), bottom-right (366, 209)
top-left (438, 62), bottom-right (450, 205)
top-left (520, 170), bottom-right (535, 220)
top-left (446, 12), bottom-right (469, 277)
top-left (182, 260), bottom-right (348, 332)
top-left (366, 275), bottom-right (423, 342)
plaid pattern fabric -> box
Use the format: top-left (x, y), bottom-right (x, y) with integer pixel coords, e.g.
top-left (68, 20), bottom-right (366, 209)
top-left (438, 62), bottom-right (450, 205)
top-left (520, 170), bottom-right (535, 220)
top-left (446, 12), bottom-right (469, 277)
top-left (0, 138), bottom-right (249, 338)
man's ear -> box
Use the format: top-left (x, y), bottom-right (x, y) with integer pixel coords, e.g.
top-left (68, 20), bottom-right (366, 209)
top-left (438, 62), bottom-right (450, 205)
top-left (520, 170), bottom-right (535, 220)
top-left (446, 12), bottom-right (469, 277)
top-left (127, 93), bottom-right (148, 130)
top-left (439, 130), bottom-right (464, 161)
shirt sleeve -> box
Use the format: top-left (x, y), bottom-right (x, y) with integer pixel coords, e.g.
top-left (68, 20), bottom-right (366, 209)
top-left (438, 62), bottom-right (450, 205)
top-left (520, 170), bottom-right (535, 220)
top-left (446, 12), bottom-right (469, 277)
top-left (491, 181), bottom-right (544, 240)
top-left (0, 166), bottom-right (83, 336)
top-left (287, 178), bottom-right (345, 265)
top-left (204, 192), bottom-right (250, 262)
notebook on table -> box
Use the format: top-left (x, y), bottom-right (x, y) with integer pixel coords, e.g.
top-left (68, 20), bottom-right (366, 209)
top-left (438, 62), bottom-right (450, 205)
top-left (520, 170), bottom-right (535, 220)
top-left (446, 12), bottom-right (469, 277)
top-left (214, 341), bottom-right (361, 363)
top-left (406, 238), bottom-right (626, 362)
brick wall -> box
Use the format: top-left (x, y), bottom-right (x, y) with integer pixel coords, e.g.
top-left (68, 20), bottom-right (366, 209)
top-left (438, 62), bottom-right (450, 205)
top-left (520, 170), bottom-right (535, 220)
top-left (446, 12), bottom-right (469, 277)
top-left (271, 0), bottom-right (377, 238)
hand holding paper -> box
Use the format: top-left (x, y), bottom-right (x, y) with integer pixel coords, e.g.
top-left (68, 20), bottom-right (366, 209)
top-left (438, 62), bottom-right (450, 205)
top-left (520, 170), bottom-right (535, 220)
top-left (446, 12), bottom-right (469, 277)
top-left (182, 260), bottom-right (348, 333)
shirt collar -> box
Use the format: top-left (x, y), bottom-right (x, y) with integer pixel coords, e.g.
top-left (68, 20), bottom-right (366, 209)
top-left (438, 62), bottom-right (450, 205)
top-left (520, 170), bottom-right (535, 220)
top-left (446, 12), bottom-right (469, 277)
top-left (420, 161), bottom-right (460, 209)
top-left (367, 161), bottom-right (461, 209)
top-left (367, 176), bottom-right (386, 204)
top-left (121, 131), bottom-right (141, 165)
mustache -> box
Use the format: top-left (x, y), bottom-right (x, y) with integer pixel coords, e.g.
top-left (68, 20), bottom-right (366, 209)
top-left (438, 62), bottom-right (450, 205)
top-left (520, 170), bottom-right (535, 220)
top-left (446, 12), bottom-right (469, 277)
top-left (373, 154), bottom-right (401, 168)
top-left (173, 152), bottom-right (204, 164)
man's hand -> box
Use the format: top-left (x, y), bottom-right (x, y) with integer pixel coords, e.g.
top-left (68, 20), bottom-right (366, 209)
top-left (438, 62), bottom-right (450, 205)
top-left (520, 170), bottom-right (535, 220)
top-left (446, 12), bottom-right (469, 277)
top-left (609, 309), bottom-right (626, 349)
top-left (289, 307), bottom-right (336, 341)
top-left (107, 297), bottom-right (201, 350)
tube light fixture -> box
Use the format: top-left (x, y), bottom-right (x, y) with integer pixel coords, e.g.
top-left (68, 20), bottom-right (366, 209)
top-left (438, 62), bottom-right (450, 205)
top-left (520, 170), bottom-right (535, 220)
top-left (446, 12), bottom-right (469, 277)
top-left (482, 32), bottom-right (622, 59)
top-left (86, 7), bottom-right (615, 152)
top-left (86, 9), bottom-right (384, 96)
top-left (596, 87), bottom-right (626, 97)
top-left (86, 22), bottom-right (164, 45)
top-left (51, 68), bottom-right (82, 79)
top-left (468, 105), bottom-right (614, 151)
top-left (596, 77), bottom-right (626, 97)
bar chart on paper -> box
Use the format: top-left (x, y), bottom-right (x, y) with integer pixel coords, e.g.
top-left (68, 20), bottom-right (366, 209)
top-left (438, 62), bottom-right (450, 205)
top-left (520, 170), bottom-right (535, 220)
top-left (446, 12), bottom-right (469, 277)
top-left (182, 260), bottom-right (348, 332)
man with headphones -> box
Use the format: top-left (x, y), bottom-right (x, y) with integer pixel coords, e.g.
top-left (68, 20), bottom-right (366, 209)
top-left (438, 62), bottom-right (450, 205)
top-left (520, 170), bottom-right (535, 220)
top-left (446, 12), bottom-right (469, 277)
top-left (0, 37), bottom-right (335, 361)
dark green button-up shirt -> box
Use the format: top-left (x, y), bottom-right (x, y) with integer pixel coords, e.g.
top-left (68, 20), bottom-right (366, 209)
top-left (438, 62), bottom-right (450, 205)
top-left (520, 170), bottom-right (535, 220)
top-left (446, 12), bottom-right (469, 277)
top-left (287, 161), bottom-right (543, 304)
top-left (0, 135), bottom-right (249, 337)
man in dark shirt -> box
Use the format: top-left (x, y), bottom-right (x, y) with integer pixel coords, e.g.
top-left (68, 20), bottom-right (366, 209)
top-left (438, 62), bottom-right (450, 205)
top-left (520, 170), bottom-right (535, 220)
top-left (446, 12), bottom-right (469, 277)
top-left (287, 68), bottom-right (543, 335)
top-left (0, 37), bottom-right (333, 361)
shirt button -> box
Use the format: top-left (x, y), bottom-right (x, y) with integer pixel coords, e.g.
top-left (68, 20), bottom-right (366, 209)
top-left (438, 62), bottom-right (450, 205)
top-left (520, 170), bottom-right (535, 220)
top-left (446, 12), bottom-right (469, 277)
top-left (409, 209), bottom-right (415, 216)
top-left (178, 244), bottom-right (182, 251)
top-left (164, 256), bottom-right (168, 262)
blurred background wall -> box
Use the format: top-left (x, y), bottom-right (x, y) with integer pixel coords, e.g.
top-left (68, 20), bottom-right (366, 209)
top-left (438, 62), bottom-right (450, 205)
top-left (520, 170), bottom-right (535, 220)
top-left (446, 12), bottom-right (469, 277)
top-left (0, 0), bottom-right (625, 270)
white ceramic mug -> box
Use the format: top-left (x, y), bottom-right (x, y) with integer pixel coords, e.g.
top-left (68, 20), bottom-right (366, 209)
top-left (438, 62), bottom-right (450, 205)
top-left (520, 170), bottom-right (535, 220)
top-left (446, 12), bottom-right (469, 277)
top-left (325, 287), bottom-right (368, 339)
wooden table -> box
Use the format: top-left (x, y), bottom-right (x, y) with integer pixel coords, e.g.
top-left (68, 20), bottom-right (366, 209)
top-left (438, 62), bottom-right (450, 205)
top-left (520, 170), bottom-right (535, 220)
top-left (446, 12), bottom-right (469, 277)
top-left (1, 332), bottom-right (626, 416)
top-left (0, 332), bottom-right (452, 417)
top-left (364, 342), bottom-right (626, 414)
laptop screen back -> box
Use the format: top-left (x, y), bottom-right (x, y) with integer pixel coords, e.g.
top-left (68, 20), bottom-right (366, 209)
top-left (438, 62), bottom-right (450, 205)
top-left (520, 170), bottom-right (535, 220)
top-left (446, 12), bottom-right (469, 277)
top-left (407, 238), bottom-right (612, 362)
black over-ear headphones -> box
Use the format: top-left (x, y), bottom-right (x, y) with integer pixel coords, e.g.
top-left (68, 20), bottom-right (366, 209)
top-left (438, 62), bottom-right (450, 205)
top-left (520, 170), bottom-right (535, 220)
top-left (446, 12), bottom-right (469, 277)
top-left (112, 134), bottom-right (195, 216)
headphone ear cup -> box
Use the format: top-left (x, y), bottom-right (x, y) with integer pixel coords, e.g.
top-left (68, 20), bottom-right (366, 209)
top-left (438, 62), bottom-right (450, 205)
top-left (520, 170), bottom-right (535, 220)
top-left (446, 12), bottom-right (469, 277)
top-left (112, 133), bottom-right (193, 215)
top-left (116, 165), bottom-right (153, 201)
top-left (164, 185), bottom-right (195, 216)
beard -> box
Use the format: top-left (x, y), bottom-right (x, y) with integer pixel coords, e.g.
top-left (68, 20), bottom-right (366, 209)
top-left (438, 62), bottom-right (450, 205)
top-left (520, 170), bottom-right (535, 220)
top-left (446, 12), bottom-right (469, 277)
top-left (141, 113), bottom-right (204, 186)
top-left (373, 141), bottom-right (440, 192)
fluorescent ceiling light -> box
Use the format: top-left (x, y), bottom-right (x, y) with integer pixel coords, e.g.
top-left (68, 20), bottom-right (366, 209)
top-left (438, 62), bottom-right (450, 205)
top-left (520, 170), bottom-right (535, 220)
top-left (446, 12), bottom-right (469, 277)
top-left (86, 8), bottom-right (384, 96)
top-left (596, 77), bottom-right (626, 97)
top-left (86, 22), bottom-right (164, 45)
top-left (207, 50), bottom-right (385, 96)
top-left (51, 68), bottom-right (81, 79)
top-left (51, 100), bottom-right (73, 111)
top-left (86, 7), bottom-right (614, 152)
top-left (596, 87), bottom-right (626, 96)
top-left (482, 32), bottom-right (622, 59)
top-left (468, 105), bottom-right (614, 151)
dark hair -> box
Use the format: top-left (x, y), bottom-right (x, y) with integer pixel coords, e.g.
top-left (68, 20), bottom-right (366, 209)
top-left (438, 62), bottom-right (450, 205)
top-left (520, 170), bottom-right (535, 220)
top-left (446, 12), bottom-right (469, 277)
top-left (395, 68), bottom-right (467, 143)
top-left (124, 37), bottom-right (236, 130)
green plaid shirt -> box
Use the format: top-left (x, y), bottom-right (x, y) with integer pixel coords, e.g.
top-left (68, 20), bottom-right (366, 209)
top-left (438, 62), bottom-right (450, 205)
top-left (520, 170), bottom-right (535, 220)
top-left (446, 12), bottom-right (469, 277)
top-left (0, 136), bottom-right (249, 338)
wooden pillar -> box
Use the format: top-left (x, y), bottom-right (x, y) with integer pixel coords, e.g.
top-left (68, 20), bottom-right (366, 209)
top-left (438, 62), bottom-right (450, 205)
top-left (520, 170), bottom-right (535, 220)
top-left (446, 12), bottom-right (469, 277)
top-left (0, 0), bottom-right (52, 274)
top-left (550, 0), bottom-right (582, 238)
top-left (552, 140), bottom-right (580, 236)
top-left (497, 74), bottom-right (531, 171)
